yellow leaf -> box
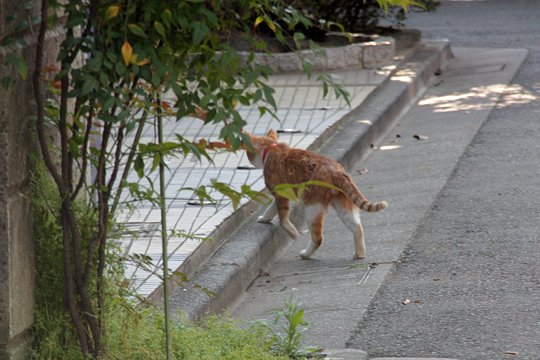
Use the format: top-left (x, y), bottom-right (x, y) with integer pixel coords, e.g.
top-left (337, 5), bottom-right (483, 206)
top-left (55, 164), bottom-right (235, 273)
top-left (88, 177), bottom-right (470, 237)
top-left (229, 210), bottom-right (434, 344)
top-left (104, 5), bottom-right (120, 23)
top-left (129, 53), bottom-right (149, 66)
top-left (136, 58), bottom-right (150, 66)
top-left (254, 16), bottom-right (264, 28)
top-left (121, 41), bottom-right (133, 66)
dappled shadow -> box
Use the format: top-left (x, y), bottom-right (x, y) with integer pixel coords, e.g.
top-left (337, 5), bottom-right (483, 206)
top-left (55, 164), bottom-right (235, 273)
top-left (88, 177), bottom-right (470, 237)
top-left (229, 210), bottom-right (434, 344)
top-left (391, 68), bottom-right (417, 84)
top-left (418, 84), bottom-right (538, 113)
top-left (496, 84), bottom-right (539, 109)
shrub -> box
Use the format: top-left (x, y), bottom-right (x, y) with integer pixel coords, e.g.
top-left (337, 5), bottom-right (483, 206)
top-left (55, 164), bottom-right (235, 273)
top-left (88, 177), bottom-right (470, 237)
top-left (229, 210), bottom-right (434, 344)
top-left (291, 0), bottom-right (441, 32)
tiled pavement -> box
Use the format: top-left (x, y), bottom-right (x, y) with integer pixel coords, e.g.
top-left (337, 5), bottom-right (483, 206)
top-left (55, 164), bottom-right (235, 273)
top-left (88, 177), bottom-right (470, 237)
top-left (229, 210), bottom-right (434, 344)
top-left (115, 66), bottom-right (393, 297)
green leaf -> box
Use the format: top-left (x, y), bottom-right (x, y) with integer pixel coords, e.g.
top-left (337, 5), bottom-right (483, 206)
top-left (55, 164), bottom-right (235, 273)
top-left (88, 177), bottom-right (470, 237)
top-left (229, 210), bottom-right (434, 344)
top-left (301, 59), bottom-right (312, 78)
top-left (293, 32), bottom-right (305, 45)
top-left (191, 185), bottom-right (216, 206)
top-left (334, 85), bottom-right (351, 107)
top-left (86, 55), bottom-right (102, 72)
top-left (80, 77), bottom-right (95, 96)
top-left (0, 35), bottom-right (15, 47)
top-left (151, 152), bottom-right (161, 172)
top-left (297, 184), bottom-right (305, 199)
top-left (162, 9), bottom-right (172, 28)
top-left (264, 17), bottom-right (277, 33)
top-left (68, 138), bottom-right (81, 157)
top-left (13, 57), bottom-right (28, 80)
top-left (154, 21), bottom-right (166, 38)
top-left (240, 185), bottom-right (270, 204)
top-left (291, 308), bottom-right (305, 328)
top-left (211, 180), bottom-right (242, 210)
top-left (134, 154), bottom-right (145, 178)
top-left (302, 179), bottom-right (343, 192)
top-left (1, 76), bottom-right (12, 90)
top-left (99, 71), bottom-right (109, 86)
top-left (128, 23), bottom-right (147, 38)
top-left (262, 84), bottom-right (276, 110)
top-left (191, 21), bottom-right (208, 45)
top-left (317, 75), bottom-right (330, 98)
top-left (273, 180), bottom-right (343, 204)
top-left (273, 184), bottom-right (298, 203)
top-left (101, 96), bottom-right (115, 111)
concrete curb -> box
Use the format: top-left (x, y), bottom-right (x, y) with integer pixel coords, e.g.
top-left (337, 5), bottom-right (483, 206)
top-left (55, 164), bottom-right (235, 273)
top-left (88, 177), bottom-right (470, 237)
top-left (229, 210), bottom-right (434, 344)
top-left (168, 40), bottom-right (452, 321)
top-left (319, 39), bottom-right (452, 170)
top-left (322, 348), bottom-right (370, 360)
top-left (246, 35), bottom-right (396, 72)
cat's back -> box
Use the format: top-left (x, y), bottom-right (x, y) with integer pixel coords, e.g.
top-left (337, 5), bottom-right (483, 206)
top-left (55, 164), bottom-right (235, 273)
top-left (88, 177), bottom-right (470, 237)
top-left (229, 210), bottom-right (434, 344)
top-left (265, 147), bottom-right (344, 184)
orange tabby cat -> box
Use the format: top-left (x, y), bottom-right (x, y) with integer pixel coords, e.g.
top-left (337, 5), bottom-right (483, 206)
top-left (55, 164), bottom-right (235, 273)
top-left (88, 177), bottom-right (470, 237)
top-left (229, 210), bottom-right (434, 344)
top-left (244, 129), bottom-right (387, 259)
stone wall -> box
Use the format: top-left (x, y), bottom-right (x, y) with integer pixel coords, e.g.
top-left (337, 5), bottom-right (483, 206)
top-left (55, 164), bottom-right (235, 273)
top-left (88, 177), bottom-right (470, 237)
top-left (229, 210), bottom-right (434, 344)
top-left (0, 1), bottom-right (62, 358)
top-left (0, 2), bottom-right (36, 357)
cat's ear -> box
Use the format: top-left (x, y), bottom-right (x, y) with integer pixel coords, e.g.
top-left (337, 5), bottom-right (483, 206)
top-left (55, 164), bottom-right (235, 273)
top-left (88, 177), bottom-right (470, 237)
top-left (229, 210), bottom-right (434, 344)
top-left (267, 129), bottom-right (278, 141)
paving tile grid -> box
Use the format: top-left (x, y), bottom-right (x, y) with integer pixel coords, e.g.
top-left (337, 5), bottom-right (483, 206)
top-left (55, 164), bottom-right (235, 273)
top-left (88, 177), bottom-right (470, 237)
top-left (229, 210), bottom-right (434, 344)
top-left (114, 67), bottom-right (391, 297)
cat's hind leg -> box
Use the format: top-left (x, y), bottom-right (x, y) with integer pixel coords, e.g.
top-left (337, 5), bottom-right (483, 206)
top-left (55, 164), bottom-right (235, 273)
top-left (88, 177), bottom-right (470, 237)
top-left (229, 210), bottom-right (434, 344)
top-left (275, 196), bottom-right (300, 239)
top-left (257, 198), bottom-right (277, 223)
top-left (300, 203), bottom-right (327, 259)
top-left (332, 197), bottom-right (366, 259)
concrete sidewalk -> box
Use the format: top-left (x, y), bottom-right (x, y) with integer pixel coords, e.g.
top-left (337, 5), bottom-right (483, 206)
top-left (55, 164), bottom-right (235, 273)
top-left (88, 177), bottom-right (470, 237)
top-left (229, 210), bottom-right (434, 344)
top-left (116, 47), bottom-right (394, 297)
top-left (167, 39), bottom-right (451, 319)
top-left (115, 37), bottom-right (440, 298)
top-left (231, 46), bottom-right (527, 360)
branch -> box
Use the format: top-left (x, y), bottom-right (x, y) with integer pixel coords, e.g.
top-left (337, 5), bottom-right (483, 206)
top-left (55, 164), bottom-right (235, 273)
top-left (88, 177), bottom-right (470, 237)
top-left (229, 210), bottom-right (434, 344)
top-left (33, 0), bottom-right (63, 189)
top-left (106, 124), bottom-right (125, 194)
top-left (95, 121), bottom-right (113, 338)
top-left (59, 75), bottom-right (70, 187)
top-left (63, 0), bottom-right (100, 66)
top-left (110, 111), bottom-right (147, 215)
top-left (33, 1), bottom-right (97, 355)
top-left (61, 207), bottom-right (91, 355)
top-left (106, 76), bottom-right (141, 195)
top-left (71, 105), bottom-right (94, 200)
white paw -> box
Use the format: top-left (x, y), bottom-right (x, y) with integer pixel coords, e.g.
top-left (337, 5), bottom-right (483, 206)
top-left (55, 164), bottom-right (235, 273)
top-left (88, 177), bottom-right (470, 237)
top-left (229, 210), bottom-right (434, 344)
top-left (257, 216), bottom-right (273, 223)
top-left (280, 220), bottom-right (299, 239)
top-left (354, 252), bottom-right (366, 260)
top-left (299, 249), bottom-right (311, 259)
top-left (285, 226), bottom-right (300, 240)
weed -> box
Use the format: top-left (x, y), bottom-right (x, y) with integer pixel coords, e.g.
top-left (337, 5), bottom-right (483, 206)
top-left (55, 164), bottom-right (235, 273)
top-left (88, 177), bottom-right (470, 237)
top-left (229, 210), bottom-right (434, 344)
top-left (30, 159), bottom-right (287, 359)
top-left (259, 297), bottom-right (320, 359)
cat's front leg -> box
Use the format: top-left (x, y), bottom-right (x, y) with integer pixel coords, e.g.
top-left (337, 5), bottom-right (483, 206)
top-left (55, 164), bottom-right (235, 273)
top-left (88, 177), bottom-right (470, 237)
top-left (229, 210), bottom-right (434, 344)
top-left (275, 196), bottom-right (300, 239)
top-left (257, 198), bottom-right (277, 223)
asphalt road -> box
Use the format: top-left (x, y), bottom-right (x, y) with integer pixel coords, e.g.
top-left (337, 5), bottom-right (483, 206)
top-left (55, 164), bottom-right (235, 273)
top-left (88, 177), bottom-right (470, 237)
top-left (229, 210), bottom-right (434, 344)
top-left (348, 1), bottom-right (540, 359)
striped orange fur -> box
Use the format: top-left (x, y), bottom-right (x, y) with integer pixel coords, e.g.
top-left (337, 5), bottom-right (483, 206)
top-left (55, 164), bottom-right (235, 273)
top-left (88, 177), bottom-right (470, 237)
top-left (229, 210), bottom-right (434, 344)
top-left (244, 130), bottom-right (387, 259)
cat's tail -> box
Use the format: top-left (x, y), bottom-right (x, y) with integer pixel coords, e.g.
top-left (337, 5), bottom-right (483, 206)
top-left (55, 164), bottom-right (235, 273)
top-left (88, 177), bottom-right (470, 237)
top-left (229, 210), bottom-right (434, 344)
top-left (333, 173), bottom-right (388, 212)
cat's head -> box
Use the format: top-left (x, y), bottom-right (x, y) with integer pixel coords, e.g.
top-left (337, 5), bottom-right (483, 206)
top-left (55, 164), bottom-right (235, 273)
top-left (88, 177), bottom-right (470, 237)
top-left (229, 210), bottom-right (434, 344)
top-left (244, 129), bottom-right (279, 169)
